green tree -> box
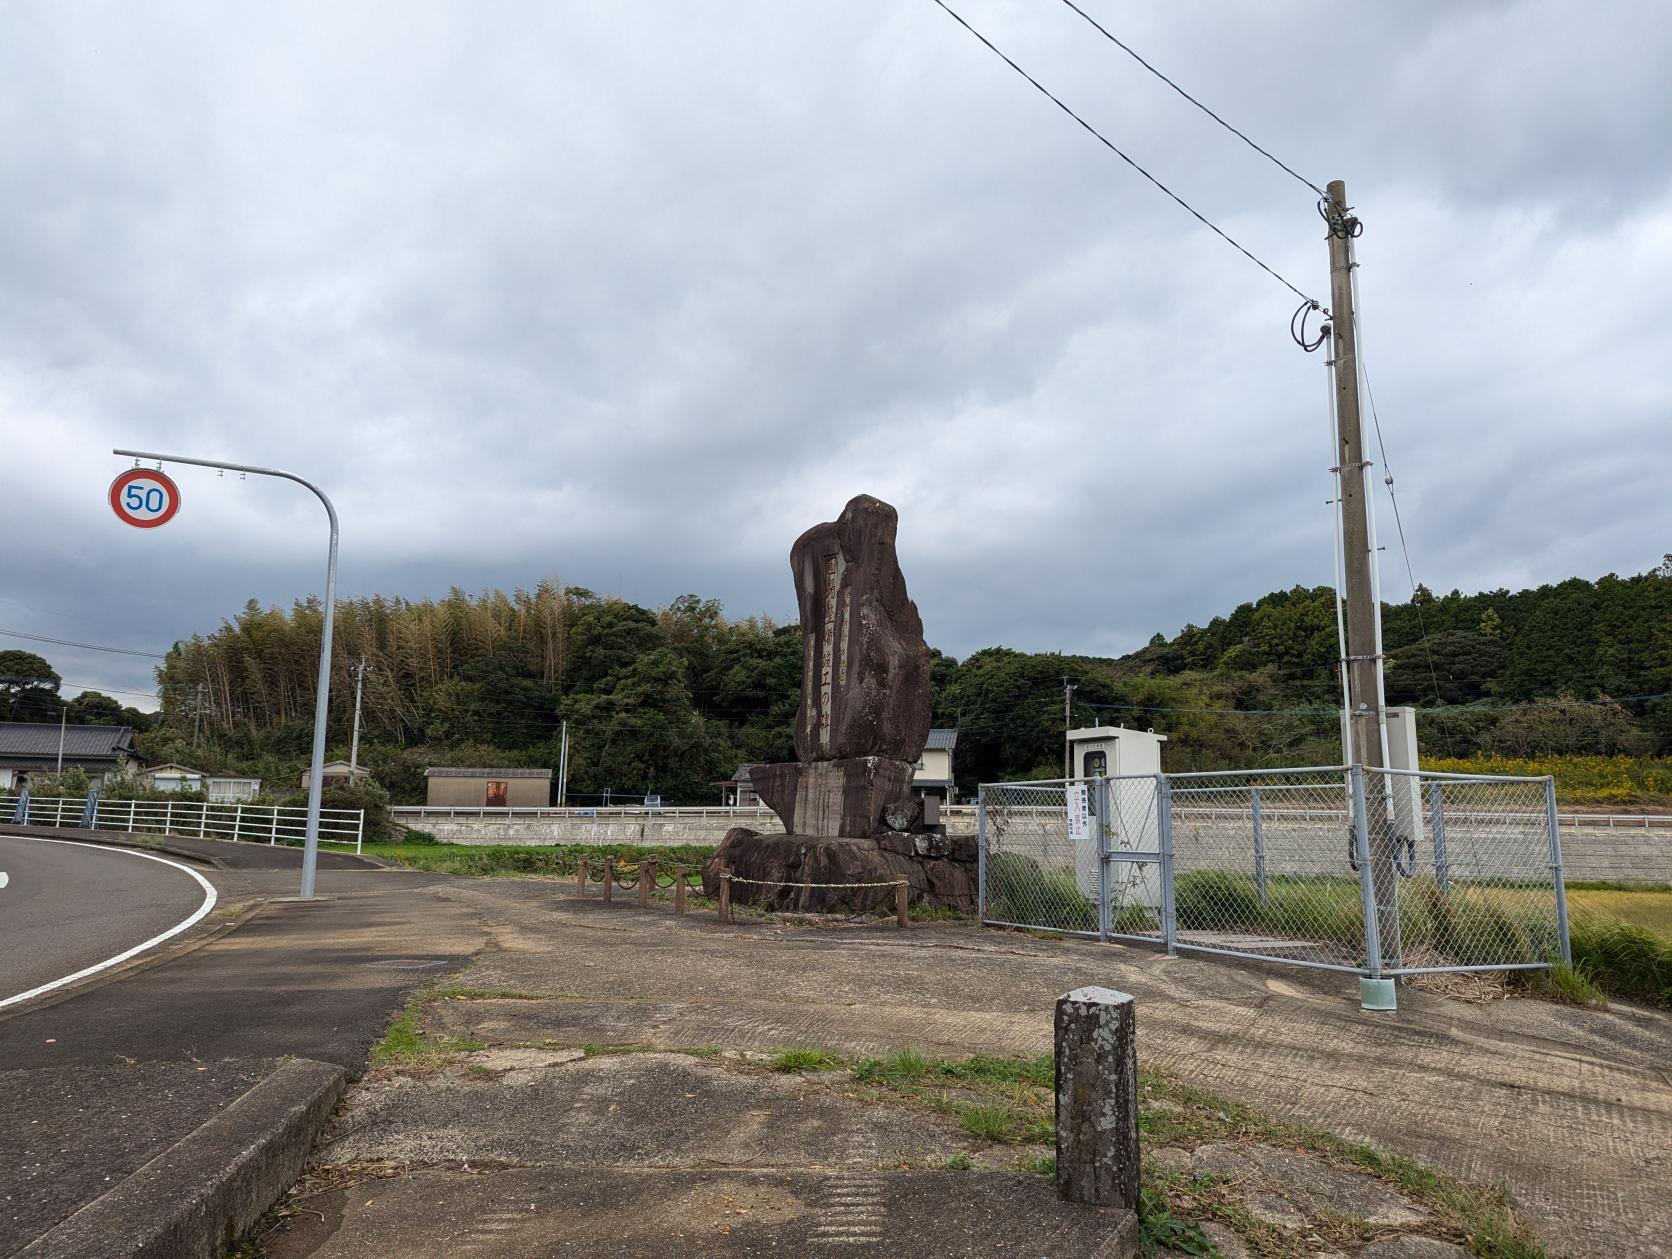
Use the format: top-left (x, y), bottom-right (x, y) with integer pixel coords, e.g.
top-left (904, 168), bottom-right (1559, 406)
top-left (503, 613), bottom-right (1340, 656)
top-left (0, 650), bottom-right (62, 721)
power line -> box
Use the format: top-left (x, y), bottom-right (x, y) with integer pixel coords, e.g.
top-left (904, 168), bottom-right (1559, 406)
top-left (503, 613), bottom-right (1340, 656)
top-left (1052, 0), bottom-right (1326, 198)
top-left (925, 0), bottom-right (1323, 308)
top-left (0, 627), bottom-right (167, 659)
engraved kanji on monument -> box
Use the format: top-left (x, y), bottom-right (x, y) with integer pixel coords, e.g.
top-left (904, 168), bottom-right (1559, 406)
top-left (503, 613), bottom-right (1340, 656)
top-left (750, 494), bottom-right (933, 838)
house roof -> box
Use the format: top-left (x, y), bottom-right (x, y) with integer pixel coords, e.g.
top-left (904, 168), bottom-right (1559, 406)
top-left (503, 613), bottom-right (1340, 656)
top-left (924, 729), bottom-right (958, 750)
top-left (146, 762), bottom-right (208, 777)
top-left (317, 760), bottom-right (370, 772)
top-left (0, 722), bottom-right (135, 765)
top-left (712, 764), bottom-right (756, 786)
top-left (424, 767), bottom-right (552, 779)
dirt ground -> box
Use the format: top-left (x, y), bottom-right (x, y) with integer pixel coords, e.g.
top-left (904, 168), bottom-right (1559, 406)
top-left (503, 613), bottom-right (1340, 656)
top-left (260, 878), bottom-right (1672, 1258)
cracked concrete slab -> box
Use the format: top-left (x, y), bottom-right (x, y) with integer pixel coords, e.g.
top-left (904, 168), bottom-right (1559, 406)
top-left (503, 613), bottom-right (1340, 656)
top-left (318, 1052), bottom-right (976, 1171)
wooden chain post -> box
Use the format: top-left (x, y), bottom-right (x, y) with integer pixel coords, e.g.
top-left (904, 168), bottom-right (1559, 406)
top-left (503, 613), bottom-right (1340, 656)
top-left (895, 881), bottom-right (909, 929)
top-left (576, 857), bottom-right (588, 898)
top-left (717, 870), bottom-right (732, 923)
top-left (674, 865), bottom-right (687, 916)
top-left (639, 859), bottom-right (655, 908)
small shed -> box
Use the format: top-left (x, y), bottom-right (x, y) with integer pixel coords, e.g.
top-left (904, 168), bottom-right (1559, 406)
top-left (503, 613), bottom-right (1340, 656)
top-left (425, 767), bottom-right (552, 808)
top-left (145, 763), bottom-right (207, 793)
top-left (713, 764), bottom-right (760, 807)
top-left (300, 760), bottom-right (373, 791)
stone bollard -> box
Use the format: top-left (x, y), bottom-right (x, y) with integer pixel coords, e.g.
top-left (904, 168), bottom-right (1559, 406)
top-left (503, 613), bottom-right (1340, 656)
top-left (673, 865), bottom-right (687, 916)
top-left (603, 860), bottom-right (614, 903)
top-left (640, 860), bottom-right (655, 909)
top-left (717, 870), bottom-right (732, 923)
top-left (576, 858), bottom-right (588, 898)
top-left (1055, 987), bottom-right (1139, 1210)
top-left (895, 881), bottom-right (909, 929)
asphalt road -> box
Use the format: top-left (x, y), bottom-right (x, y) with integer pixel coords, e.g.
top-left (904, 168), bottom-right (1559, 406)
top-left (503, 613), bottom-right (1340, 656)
top-left (0, 834), bottom-right (213, 1008)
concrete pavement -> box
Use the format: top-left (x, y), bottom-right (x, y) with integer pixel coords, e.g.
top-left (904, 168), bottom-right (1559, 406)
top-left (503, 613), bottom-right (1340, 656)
top-left (265, 877), bottom-right (1672, 1258)
top-left (0, 831), bottom-right (487, 1256)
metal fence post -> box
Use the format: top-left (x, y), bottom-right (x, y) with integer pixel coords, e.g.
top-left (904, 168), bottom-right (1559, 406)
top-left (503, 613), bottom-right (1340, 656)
top-left (1544, 777), bottom-right (1572, 965)
top-left (165, 799), bottom-right (174, 835)
top-left (976, 792), bottom-right (987, 923)
top-left (128, 798), bottom-right (137, 833)
top-left (234, 803), bottom-right (244, 842)
top-left (1156, 775), bottom-right (1177, 956)
top-left (1095, 777), bottom-right (1111, 943)
top-left (1429, 782), bottom-right (1449, 894)
top-left (1250, 785), bottom-right (1267, 907)
top-left (1350, 766), bottom-right (1383, 978)
top-left (356, 810), bottom-right (364, 855)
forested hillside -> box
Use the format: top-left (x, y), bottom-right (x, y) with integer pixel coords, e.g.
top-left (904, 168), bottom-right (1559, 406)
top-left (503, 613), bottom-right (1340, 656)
top-left (24, 564), bottom-right (1668, 806)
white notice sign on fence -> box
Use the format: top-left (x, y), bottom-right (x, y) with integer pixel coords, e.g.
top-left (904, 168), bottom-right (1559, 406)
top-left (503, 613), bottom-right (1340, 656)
top-left (1065, 783), bottom-right (1091, 841)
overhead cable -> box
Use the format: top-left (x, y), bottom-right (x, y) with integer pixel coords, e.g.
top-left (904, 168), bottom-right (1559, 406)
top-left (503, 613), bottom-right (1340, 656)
top-left (926, 0), bottom-right (1324, 310)
top-left (1053, 0), bottom-right (1327, 198)
top-left (0, 627), bottom-right (167, 659)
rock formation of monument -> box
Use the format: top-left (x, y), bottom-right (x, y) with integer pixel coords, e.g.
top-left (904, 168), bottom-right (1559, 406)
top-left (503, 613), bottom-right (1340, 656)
top-left (703, 494), bottom-right (976, 913)
top-left (750, 493), bottom-right (932, 837)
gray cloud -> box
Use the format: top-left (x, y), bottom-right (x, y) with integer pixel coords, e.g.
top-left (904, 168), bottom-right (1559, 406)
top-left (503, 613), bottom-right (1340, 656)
top-left (2, 0), bottom-right (1668, 708)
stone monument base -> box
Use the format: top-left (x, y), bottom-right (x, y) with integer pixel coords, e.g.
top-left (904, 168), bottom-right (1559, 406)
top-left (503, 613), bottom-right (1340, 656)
top-left (702, 828), bottom-right (977, 914)
top-left (749, 756), bottom-right (915, 838)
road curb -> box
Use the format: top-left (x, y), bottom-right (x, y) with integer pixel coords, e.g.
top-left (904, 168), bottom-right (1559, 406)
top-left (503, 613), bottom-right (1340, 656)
top-left (17, 1058), bottom-right (346, 1259)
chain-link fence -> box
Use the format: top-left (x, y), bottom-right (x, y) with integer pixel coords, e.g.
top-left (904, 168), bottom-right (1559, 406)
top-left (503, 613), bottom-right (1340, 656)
top-left (979, 766), bottom-right (1570, 978)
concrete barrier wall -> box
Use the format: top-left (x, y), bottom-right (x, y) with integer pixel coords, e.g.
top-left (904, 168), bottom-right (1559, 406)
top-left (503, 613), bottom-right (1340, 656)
top-left (391, 806), bottom-right (980, 848)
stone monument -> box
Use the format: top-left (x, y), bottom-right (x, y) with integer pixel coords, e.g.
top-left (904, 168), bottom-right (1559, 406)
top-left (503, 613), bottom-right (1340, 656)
top-left (702, 494), bottom-right (977, 913)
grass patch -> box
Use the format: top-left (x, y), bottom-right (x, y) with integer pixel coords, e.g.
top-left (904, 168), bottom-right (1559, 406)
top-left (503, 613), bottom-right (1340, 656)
top-left (1137, 1186), bottom-right (1218, 1256)
top-left (772, 1048), bottom-right (839, 1072)
top-left (340, 840), bottom-right (717, 881)
top-left (1520, 961), bottom-right (1608, 1008)
top-left (958, 1103), bottom-right (1021, 1142)
top-left (370, 990), bottom-right (486, 1071)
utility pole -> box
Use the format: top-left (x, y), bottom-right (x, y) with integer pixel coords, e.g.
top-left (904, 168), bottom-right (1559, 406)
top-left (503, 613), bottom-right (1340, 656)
top-left (1325, 178), bottom-right (1400, 967)
top-left (191, 682), bottom-right (207, 750)
top-left (1063, 678), bottom-right (1078, 779)
top-left (56, 706), bottom-right (67, 772)
top-left (556, 720), bottom-right (569, 807)
top-left (349, 656), bottom-right (369, 775)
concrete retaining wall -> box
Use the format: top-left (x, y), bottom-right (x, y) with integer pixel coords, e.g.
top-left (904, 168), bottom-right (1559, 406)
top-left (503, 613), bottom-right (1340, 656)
top-left (391, 806), bottom-right (980, 848)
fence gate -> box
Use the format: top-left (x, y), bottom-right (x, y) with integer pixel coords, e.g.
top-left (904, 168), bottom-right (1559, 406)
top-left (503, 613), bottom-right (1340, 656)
top-left (979, 766), bottom-right (1570, 980)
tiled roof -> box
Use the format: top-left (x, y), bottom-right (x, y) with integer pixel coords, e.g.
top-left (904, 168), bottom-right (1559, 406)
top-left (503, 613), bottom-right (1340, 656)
top-left (0, 722), bottom-right (135, 761)
top-left (924, 729), bottom-right (958, 750)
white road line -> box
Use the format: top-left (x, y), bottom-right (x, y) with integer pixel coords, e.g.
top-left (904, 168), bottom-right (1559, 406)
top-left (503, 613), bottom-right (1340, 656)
top-left (0, 836), bottom-right (218, 1010)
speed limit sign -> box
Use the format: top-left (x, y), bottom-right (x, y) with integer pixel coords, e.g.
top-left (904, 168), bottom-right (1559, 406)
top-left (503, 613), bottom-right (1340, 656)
top-left (109, 467), bottom-right (182, 529)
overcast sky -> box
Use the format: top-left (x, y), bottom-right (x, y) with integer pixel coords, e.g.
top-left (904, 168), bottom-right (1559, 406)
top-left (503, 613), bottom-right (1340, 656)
top-left (2, 0), bottom-right (1668, 709)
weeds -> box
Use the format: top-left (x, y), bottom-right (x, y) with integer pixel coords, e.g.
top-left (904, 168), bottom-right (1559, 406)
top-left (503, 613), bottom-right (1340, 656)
top-left (370, 991), bottom-right (486, 1071)
top-left (772, 1048), bottom-right (838, 1072)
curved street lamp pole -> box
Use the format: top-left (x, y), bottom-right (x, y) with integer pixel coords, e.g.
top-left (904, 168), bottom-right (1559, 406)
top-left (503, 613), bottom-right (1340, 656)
top-left (114, 448), bottom-right (338, 899)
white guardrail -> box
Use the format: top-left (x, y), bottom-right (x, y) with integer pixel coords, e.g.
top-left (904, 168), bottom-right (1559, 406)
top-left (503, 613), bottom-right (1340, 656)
top-left (7, 795), bottom-right (366, 854)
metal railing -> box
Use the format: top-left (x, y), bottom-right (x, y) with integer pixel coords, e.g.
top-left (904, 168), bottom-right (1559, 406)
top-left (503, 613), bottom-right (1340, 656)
top-left (6, 795), bottom-right (366, 854)
top-left (979, 766), bottom-right (1570, 979)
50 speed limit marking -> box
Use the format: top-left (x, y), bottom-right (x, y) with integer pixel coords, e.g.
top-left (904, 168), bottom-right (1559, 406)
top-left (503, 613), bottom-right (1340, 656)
top-left (109, 468), bottom-right (182, 529)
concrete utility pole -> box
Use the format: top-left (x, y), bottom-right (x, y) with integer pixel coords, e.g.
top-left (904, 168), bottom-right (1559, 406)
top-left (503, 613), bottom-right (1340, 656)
top-left (1062, 679), bottom-right (1078, 779)
top-left (56, 707), bottom-right (67, 772)
top-left (1325, 179), bottom-right (1400, 967)
top-left (556, 720), bottom-right (569, 807)
top-left (191, 682), bottom-right (207, 749)
top-left (349, 656), bottom-right (369, 775)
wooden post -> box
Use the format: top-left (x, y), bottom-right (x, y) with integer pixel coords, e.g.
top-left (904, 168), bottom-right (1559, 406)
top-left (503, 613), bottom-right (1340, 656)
top-left (603, 860), bottom-right (614, 903)
top-left (1055, 987), bottom-right (1139, 1210)
top-left (674, 865), bottom-right (687, 916)
top-left (895, 881), bottom-right (909, 929)
top-left (576, 858), bottom-right (588, 898)
top-left (717, 870), bottom-right (731, 923)
top-left (639, 859), bottom-right (654, 908)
